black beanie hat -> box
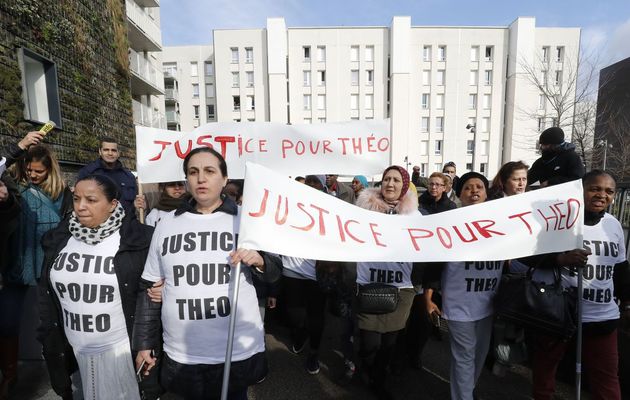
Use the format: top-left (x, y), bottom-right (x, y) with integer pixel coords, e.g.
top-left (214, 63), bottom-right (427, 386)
top-left (456, 172), bottom-right (489, 197)
top-left (539, 127), bottom-right (565, 145)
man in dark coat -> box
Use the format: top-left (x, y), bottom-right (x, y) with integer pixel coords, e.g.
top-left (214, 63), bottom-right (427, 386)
top-left (528, 127), bottom-right (585, 188)
top-left (77, 137), bottom-right (137, 211)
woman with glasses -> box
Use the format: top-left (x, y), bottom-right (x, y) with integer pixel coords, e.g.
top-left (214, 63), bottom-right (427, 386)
top-left (418, 172), bottom-right (457, 215)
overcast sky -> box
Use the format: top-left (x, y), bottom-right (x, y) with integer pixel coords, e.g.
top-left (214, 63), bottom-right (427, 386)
top-left (159, 0), bottom-right (630, 67)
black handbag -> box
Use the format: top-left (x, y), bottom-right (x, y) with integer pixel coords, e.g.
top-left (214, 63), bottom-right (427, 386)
top-left (357, 283), bottom-right (399, 314)
top-left (494, 266), bottom-right (577, 340)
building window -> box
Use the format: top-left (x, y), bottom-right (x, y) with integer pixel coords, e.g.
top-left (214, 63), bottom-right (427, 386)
top-left (317, 94), bottom-right (326, 110)
top-left (351, 69), bottom-right (359, 85)
top-left (193, 105), bottom-right (199, 118)
top-left (303, 94), bottom-right (312, 110)
top-left (318, 117), bottom-right (326, 123)
top-left (436, 70), bottom-right (445, 85)
top-left (466, 163), bottom-right (473, 172)
top-left (434, 163), bottom-right (442, 173)
top-left (350, 45), bottom-right (359, 62)
top-left (17, 48), bottom-right (62, 127)
top-left (484, 70), bottom-right (492, 85)
top-left (207, 104), bottom-right (215, 119)
top-left (467, 140), bottom-right (474, 155)
top-left (471, 46), bottom-right (479, 61)
top-left (438, 46), bottom-right (446, 61)
top-left (246, 71), bottom-right (254, 87)
top-left (318, 70), bottom-right (326, 86)
top-left (485, 46), bottom-right (493, 61)
top-left (245, 47), bottom-right (253, 63)
top-left (366, 70), bottom-right (374, 86)
top-left (435, 140), bottom-right (443, 155)
top-left (365, 46), bottom-right (374, 62)
top-left (365, 94), bottom-right (374, 110)
top-left (230, 48), bottom-right (239, 63)
top-left (470, 70), bottom-right (478, 85)
top-left (480, 163), bottom-right (488, 176)
top-left (556, 46), bottom-right (564, 62)
top-left (554, 70), bottom-right (562, 86)
top-left (233, 96), bottom-right (240, 111)
top-left (420, 140), bottom-right (428, 156)
top-left (303, 70), bottom-right (311, 86)
top-left (204, 61), bottom-right (214, 76)
top-left (190, 62), bottom-right (198, 77)
top-left (317, 46), bottom-right (326, 62)
top-left (192, 84), bottom-right (199, 98)
top-left (539, 94), bottom-right (545, 110)
top-left (469, 94), bottom-right (477, 109)
top-left (481, 140), bottom-right (489, 156)
top-left (537, 117), bottom-right (545, 132)
top-left (481, 117), bottom-right (489, 132)
top-left (468, 117), bottom-right (476, 128)
top-left (205, 84), bottom-right (215, 98)
top-left (422, 70), bottom-right (431, 85)
top-left (163, 62), bottom-right (177, 77)
top-left (303, 46), bottom-right (311, 61)
top-left (246, 95), bottom-right (255, 111)
top-left (436, 93), bottom-right (444, 110)
top-left (232, 72), bottom-right (239, 87)
top-left (541, 71), bottom-right (548, 87)
top-left (483, 94), bottom-right (491, 109)
top-left (542, 46), bottom-right (549, 62)
top-left (233, 119), bottom-right (240, 123)
top-left (351, 94), bottom-right (359, 110)
top-left (421, 93), bottom-right (430, 109)
top-left (435, 117), bottom-right (444, 133)
top-left (421, 164), bottom-right (428, 176)
top-left (421, 117), bottom-right (429, 132)
top-left (423, 45), bottom-right (431, 61)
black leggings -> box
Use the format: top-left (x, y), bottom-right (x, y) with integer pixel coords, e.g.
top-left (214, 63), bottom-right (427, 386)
top-left (283, 276), bottom-right (327, 352)
top-left (360, 329), bottom-right (399, 384)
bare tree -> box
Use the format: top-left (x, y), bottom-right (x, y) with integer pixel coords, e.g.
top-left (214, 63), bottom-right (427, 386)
top-left (602, 111), bottom-right (630, 181)
top-left (571, 100), bottom-right (599, 169)
top-left (517, 49), bottom-right (602, 163)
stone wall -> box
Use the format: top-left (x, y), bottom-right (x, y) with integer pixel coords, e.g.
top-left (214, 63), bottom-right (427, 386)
top-left (0, 0), bottom-right (135, 171)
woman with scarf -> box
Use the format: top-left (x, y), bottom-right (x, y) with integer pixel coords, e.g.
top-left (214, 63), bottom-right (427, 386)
top-left (37, 174), bottom-right (158, 399)
top-left (351, 175), bottom-right (368, 198)
top-left (135, 181), bottom-right (188, 227)
top-left (354, 165), bottom-right (422, 400)
top-left (0, 144), bottom-right (72, 399)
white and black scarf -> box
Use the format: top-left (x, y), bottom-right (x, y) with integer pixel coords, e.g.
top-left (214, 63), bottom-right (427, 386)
top-left (69, 203), bottom-right (125, 245)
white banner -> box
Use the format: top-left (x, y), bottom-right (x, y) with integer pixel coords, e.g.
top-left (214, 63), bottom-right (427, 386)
top-left (135, 120), bottom-right (390, 183)
top-left (239, 162), bottom-right (584, 262)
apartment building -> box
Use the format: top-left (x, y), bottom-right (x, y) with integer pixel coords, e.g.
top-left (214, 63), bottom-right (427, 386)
top-left (164, 16), bottom-right (580, 176)
top-left (127, 0), bottom-right (165, 129)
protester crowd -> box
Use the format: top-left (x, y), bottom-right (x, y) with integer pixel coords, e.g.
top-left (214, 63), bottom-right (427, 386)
top-left (0, 125), bottom-right (628, 400)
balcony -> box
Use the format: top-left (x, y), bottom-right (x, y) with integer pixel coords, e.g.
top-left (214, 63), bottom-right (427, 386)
top-left (126, 0), bottom-right (162, 51)
top-left (164, 70), bottom-right (177, 82)
top-left (129, 48), bottom-right (164, 95)
top-left (134, 0), bottom-right (159, 7)
top-left (165, 88), bottom-right (178, 103)
top-left (133, 99), bottom-right (166, 128)
top-left (166, 110), bottom-right (180, 124)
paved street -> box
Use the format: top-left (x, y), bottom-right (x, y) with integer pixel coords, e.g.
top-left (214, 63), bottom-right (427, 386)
top-left (10, 311), bottom-right (596, 400)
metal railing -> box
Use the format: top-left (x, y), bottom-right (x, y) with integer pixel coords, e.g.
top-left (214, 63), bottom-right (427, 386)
top-left (610, 186), bottom-right (630, 258)
top-left (129, 48), bottom-right (164, 91)
top-left (126, 0), bottom-right (162, 45)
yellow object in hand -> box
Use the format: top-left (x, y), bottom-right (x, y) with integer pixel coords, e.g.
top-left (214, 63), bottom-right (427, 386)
top-left (38, 121), bottom-right (55, 135)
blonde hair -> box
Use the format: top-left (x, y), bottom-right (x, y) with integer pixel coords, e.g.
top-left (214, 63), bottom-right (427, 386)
top-left (14, 145), bottom-right (66, 199)
top-left (429, 172), bottom-right (449, 186)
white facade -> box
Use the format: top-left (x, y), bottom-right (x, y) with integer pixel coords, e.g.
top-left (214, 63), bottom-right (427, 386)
top-left (162, 46), bottom-right (215, 131)
top-left (164, 17), bottom-right (580, 177)
top-left (126, 0), bottom-right (165, 129)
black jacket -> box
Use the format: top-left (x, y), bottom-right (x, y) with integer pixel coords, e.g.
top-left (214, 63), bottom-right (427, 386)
top-left (37, 213), bottom-right (155, 397)
top-left (528, 142), bottom-right (585, 187)
top-left (78, 158), bottom-right (138, 212)
top-left (418, 191), bottom-right (457, 215)
top-left (0, 174), bottom-right (20, 278)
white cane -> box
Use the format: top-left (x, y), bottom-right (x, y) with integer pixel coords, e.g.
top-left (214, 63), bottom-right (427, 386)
top-left (575, 264), bottom-right (584, 400)
top-left (221, 261), bottom-right (242, 400)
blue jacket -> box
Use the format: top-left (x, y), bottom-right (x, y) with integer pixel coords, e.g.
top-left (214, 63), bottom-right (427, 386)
top-left (78, 158), bottom-right (137, 212)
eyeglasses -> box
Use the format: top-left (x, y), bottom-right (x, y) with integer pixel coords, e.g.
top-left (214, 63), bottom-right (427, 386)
top-left (166, 182), bottom-right (185, 187)
top-left (428, 182), bottom-right (445, 187)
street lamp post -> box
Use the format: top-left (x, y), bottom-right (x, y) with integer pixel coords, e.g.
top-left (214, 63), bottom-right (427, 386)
top-left (466, 123), bottom-right (477, 171)
top-left (598, 139), bottom-right (612, 170)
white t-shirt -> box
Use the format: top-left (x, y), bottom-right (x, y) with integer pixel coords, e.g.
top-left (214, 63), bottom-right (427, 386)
top-left (142, 209), bottom-right (265, 365)
top-left (536, 213), bottom-right (626, 323)
top-left (356, 262), bottom-right (413, 289)
top-left (145, 209), bottom-right (173, 227)
top-left (50, 231), bottom-right (128, 354)
top-left (441, 260), bottom-right (504, 322)
top-left (281, 256), bottom-right (316, 280)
